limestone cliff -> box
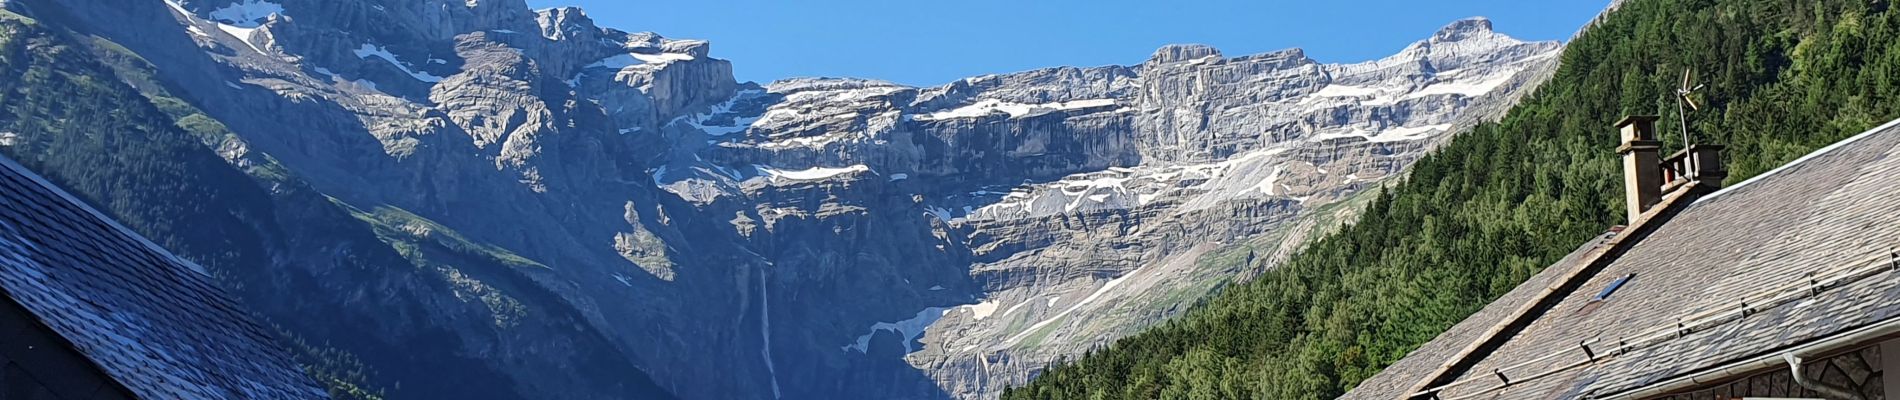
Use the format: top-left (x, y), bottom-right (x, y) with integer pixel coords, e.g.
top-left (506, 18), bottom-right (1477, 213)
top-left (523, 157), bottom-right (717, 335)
top-left (10, 1), bottom-right (1562, 398)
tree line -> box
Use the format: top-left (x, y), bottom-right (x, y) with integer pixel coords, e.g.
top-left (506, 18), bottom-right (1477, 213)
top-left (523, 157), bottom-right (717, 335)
top-left (1005, 0), bottom-right (1900, 398)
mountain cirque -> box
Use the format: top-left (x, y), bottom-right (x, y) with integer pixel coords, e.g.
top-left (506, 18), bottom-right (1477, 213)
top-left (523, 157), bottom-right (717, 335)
top-left (12, 0), bottom-right (1560, 398)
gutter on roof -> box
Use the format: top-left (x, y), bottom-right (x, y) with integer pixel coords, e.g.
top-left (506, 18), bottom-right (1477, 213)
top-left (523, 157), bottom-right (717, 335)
top-left (1594, 316), bottom-right (1900, 399)
top-left (1784, 353), bottom-right (1865, 400)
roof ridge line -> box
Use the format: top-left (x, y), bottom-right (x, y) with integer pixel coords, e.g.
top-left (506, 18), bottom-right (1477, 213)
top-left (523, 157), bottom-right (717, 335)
top-left (1697, 116), bottom-right (1900, 204)
top-left (0, 155), bottom-right (217, 279)
top-left (1402, 186), bottom-right (1712, 399)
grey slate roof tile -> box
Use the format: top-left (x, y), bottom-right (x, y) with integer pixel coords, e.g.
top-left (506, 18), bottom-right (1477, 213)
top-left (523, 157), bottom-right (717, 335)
top-left (1344, 118), bottom-right (1900, 399)
top-left (0, 156), bottom-right (326, 400)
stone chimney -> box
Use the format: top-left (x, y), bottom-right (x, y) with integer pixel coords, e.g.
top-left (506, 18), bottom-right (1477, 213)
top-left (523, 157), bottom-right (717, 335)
top-left (1680, 143), bottom-right (1728, 189)
top-left (1616, 115), bottom-right (1727, 223)
top-left (1617, 116), bottom-right (1664, 222)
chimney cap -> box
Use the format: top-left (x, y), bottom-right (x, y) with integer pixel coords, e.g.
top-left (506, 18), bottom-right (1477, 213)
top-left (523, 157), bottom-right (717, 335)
top-left (1615, 115), bottom-right (1662, 128)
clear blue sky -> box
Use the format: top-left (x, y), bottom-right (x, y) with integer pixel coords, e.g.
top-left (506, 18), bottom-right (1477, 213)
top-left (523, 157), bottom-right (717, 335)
top-left (525, 0), bottom-right (1609, 87)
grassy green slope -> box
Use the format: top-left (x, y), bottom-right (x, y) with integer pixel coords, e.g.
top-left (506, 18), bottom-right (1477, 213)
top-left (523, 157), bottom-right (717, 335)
top-left (1005, 0), bottom-right (1900, 398)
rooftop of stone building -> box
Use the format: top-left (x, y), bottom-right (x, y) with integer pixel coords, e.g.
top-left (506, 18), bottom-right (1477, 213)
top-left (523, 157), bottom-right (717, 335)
top-left (1344, 117), bottom-right (1900, 400)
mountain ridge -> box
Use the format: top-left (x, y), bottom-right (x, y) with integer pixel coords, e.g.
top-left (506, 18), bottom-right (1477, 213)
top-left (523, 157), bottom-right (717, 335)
top-left (2, 1), bottom-right (1563, 398)
top-left (1006, 0), bottom-right (1900, 398)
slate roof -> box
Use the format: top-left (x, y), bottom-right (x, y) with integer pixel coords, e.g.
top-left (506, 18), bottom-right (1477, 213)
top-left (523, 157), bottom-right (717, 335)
top-left (1343, 118), bottom-right (1900, 400)
top-left (0, 156), bottom-right (327, 399)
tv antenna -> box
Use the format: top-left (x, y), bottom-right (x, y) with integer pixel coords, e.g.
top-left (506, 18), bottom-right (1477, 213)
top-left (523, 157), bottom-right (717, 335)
top-left (1674, 68), bottom-right (1705, 147)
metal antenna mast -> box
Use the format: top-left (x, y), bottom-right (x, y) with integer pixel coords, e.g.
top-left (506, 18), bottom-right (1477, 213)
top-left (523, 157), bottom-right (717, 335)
top-left (1675, 68), bottom-right (1705, 147)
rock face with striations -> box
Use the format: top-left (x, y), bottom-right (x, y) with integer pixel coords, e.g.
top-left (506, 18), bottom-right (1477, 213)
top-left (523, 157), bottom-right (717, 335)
top-left (11, 0), bottom-right (1562, 398)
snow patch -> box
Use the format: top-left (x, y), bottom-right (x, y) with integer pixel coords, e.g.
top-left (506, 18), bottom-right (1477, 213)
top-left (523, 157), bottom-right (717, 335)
top-left (843, 307), bottom-right (951, 353)
top-left (162, 0), bottom-right (192, 18)
top-left (353, 44), bottom-right (445, 83)
top-left (1369, 124), bottom-right (1449, 142)
top-left (755, 165), bottom-right (869, 182)
top-left (184, 24), bottom-right (212, 38)
top-left (969, 147), bottom-right (1297, 220)
top-left (1006, 266), bottom-right (1146, 345)
top-left (214, 24), bottom-right (266, 54)
top-left (1311, 128), bottom-right (1373, 142)
top-left (756, 135), bottom-right (845, 150)
top-left (1311, 124), bottom-right (1449, 143)
top-left (913, 98), bottom-right (1116, 121)
top-left (1001, 300), bottom-right (1032, 317)
top-left (1313, 84), bottom-right (1385, 98)
top-left (586, 52), bottom-right (696, 70)
top-left (675, 89), bottom-right (764, 136)
top-left (1406, 73), bottom-right (1515, 99)
top-left (161, 1), bottom-right (218, 39)
top-left (1247, 166), bottom-right (1285, 195)
top-left (961, 300), bottom-right (999, 321)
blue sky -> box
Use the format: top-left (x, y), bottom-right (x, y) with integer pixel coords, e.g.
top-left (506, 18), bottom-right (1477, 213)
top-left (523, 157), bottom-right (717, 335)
top-left (525, 0), bottom-right (1609, 87)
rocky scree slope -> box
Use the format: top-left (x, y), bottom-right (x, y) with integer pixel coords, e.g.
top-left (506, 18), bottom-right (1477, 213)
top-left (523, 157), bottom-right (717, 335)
top-left (5, 0), bottom-right (1560, 398)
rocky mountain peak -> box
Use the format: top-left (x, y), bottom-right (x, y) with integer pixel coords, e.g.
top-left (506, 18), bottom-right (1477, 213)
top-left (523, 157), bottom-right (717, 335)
top-left (662, 39), bottom-right (710, 58)
top-left (26, 0), bottom-right (1570, 397)
top-left (1238, 47), bottom-right (1312, 65)
top-left (1363, 15), bottom-right (1548, 74)
top-left (535, 6), bottom-right (596, 41)
top-left (1149, 43), bottom-right (1223, 64)
top-left (1434, 16), bottom-right (1495, 41)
